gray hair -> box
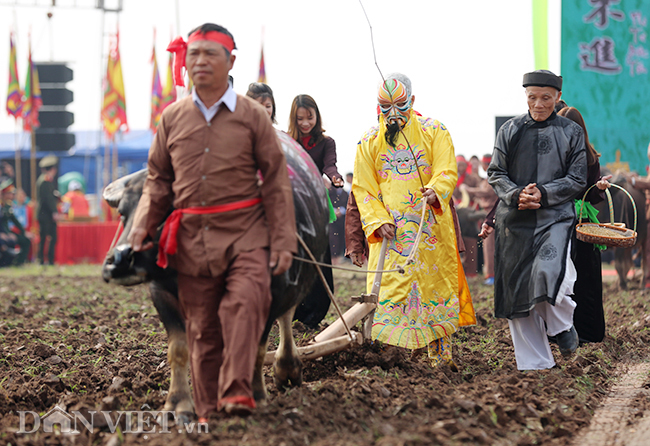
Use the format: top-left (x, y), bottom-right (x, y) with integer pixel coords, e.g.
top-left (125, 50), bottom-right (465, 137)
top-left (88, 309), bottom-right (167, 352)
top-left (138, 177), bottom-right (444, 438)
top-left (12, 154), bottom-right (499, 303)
top-left (385, 72), bottom-right (412, 98)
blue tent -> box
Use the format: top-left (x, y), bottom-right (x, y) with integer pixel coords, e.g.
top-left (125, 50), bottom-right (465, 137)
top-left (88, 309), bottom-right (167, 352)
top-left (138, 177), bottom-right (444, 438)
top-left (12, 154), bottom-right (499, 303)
top-left (0, 130), bottom-right (152, 195)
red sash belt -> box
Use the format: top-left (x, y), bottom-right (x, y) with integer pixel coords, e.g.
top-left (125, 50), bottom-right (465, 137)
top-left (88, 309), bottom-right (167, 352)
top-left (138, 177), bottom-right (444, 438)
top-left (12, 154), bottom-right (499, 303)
top-left (157, 197), bottom-right (262, 268)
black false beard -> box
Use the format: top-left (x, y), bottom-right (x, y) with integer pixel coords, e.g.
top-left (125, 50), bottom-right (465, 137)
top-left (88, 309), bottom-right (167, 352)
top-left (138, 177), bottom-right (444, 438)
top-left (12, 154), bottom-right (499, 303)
top-left (385, 121), bottom-right (401, 147)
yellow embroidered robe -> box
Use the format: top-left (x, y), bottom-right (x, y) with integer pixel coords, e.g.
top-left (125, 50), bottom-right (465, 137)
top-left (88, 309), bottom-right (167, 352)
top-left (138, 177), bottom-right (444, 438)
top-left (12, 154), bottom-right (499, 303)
top-left (352, 111), bottom-right (475, 350)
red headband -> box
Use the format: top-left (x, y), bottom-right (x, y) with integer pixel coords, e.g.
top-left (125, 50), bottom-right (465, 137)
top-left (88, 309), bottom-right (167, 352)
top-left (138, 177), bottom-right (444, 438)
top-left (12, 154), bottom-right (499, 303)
top-left (166, 30), bottom-right (235, 87)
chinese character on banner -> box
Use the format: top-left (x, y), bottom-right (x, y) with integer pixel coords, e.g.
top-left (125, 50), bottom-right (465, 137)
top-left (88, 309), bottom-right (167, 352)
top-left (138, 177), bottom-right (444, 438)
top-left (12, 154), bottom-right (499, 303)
top-left (579, 36), bottom-right (622, 73)
top-left (625, 44), bottom-right (649, 76)
top-left (629, 11), bottom-right (647, 42)
top-left (626, 11), bottom-right (649, 76)
top-left (583, 0), bottom-right (625, 30)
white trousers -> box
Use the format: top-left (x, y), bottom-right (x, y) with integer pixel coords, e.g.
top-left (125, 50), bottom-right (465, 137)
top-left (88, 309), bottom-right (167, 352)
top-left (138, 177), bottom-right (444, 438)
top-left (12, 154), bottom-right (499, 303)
top-left (508, 243), bottom-right (577, 370)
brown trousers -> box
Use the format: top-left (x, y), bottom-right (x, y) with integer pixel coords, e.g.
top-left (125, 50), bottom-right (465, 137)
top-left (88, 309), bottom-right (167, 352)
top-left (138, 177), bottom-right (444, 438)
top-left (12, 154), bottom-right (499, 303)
top-left (178, 248), bottom-right (272, 418)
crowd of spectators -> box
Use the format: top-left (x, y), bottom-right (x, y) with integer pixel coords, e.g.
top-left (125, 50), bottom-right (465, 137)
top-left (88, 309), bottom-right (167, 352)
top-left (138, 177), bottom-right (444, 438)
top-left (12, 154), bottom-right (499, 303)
top-left (0, 159), bottom-right (91, 267)
top-left (454, 154), bottom-right (499, 284)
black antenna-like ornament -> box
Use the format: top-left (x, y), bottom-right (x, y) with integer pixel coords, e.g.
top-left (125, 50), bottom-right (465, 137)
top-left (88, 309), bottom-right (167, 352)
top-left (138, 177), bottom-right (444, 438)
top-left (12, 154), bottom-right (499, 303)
top-left (357, 0), bottom-right (428, 191)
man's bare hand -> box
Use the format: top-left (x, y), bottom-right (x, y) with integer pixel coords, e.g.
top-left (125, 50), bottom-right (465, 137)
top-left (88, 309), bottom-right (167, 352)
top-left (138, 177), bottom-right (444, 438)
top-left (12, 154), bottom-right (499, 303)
top-left (478, 223), bottom-right (494, 239)
top-left (375, 223), bottom-right (395, 240)
top-left (128, 227), bottom-right (154, 252)
top-left (331, 176), bottom-right (345, 187)
top-left (523, 183), bottom-right (542, 200)
top-left (350, 252), bottom-right (365, 267)
top-left (270, 250), bottom-right (293, 275)
top-left (518, 183), bottom-right (541, 210)
top-left (518, 197), bottom-right (541, 210)
top-left (420, 187), bottom-right (440, 206)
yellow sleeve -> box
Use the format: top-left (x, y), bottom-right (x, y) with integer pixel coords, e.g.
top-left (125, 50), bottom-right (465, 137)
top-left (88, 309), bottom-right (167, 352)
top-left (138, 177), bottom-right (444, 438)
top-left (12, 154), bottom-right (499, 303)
top-left (424, 122), bottom-right (458, 216)
top-left (352, 135), bottom-right (393, 244)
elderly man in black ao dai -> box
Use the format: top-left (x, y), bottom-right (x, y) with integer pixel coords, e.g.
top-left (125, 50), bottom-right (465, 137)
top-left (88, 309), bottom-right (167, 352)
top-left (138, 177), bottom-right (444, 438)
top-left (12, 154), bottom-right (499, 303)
top-left (487, 70), bottom-right (587, 370)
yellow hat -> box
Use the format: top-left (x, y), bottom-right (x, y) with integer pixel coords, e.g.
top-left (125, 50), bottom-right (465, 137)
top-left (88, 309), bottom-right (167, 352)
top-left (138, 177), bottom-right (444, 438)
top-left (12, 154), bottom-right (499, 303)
top-left (39, 155), bottom-right (59, 169)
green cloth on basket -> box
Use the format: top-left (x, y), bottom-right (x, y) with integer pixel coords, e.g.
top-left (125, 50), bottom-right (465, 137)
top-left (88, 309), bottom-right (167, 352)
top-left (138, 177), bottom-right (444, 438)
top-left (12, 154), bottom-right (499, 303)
top-left (575, 199), bottom-right (607, 251)
top-left (327, 193), bottom-right (337, 223)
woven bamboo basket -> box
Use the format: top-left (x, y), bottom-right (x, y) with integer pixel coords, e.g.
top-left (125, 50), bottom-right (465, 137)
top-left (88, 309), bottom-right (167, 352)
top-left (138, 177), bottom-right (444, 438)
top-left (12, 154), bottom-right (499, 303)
top-left (576, 183), bottom-right (637, 248)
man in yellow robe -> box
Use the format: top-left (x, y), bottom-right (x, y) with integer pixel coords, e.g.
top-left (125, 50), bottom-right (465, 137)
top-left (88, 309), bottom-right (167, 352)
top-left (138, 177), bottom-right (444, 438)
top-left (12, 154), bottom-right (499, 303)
top-left (353, 73), bottom-right (475, 367)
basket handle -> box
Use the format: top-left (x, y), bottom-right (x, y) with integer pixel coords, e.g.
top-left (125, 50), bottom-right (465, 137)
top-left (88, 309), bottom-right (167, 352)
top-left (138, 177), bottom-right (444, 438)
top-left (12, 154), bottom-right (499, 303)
top-left (577, 183), bottom-right (637, 232)
top-left (577, 184), bottom-right (613, 224)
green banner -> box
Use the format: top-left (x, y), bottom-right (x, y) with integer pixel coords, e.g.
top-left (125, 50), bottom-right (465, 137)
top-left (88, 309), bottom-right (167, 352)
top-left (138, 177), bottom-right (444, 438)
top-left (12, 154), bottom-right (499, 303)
top-left (561, 0), bottom-right (650, 174)
top-left (533, 0), bottom-right (549, 69)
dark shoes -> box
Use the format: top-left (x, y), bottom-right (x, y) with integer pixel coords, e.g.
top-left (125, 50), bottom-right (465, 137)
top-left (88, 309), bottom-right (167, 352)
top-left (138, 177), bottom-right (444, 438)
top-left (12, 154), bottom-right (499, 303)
top-left (556, 326), bottom-right (579, 357)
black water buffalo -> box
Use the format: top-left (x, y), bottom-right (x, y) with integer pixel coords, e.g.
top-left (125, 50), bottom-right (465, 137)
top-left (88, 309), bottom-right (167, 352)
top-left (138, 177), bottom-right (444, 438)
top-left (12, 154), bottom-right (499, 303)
top-left (102, 130), bottom-right (329, 421)
top-left (590, 174), bottom-right (647, 289)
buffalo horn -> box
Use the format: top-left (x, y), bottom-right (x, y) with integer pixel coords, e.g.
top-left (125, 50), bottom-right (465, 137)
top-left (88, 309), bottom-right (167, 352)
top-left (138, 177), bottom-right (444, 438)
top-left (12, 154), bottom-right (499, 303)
top-left (103, 169), bottom-right (147, 208)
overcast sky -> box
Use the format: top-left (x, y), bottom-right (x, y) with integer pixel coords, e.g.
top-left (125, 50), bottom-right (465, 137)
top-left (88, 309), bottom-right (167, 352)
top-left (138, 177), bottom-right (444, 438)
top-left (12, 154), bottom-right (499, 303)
top-left (0, 0), bottom-right (561, 175)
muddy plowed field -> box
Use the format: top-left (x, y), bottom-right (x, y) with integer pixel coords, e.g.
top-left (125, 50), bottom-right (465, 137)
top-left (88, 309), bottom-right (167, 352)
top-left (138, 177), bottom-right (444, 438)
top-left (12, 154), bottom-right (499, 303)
top-left (1, 266), bottom-right (650, 445)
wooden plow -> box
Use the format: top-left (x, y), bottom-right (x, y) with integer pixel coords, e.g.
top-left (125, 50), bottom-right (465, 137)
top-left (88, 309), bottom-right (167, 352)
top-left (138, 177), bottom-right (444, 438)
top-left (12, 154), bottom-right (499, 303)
top-left (263, 237), bottom-right (388, 365)
top-left (264, 201), bottom-right (428, 365)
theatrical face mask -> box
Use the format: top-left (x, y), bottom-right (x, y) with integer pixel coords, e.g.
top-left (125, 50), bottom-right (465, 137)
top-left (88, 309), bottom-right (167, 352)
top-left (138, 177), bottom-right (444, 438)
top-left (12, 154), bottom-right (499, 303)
top-left (378, 79), bottom-right (412, 128)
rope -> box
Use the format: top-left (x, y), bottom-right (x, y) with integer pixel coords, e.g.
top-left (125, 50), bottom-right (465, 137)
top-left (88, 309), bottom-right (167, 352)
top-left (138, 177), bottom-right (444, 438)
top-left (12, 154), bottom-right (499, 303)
top-left (108, 219), bottom-right (123, 252)
top-left (293, 202), bottom-right (426, 274)
top-left (357, 0), bottom-right (384, 82)
top-left (296, 234), bottom-right (354, 340)
top-left (293, 255), bottom-right (405, 274)
top-left (358, 1), bottom-right (436, 267)
top-left (402, 201), bottom-right (428, 266)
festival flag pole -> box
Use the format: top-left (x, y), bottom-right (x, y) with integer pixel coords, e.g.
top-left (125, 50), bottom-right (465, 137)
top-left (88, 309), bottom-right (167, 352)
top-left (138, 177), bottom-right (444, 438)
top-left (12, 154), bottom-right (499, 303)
top-left (14, 122), bottom-right (21, 190)
top-left (30, 131), bottom-right (36, 201)
top-left (258, 27), bottom-right (266, 83)
top-left (161, 29), bottom-right (177, 110)
top-left (112, 136), bottom-right (118, 181)
top-left (101, 25), bottom-right (128, 197)
top-left (103, 137), bottom-right (110, 203)
top-left (7, 31), bottom-right (23, 190)
top-left (23, 34), bottom-right (42, 202)
top-left (150, 29), bottom-right (163, 132)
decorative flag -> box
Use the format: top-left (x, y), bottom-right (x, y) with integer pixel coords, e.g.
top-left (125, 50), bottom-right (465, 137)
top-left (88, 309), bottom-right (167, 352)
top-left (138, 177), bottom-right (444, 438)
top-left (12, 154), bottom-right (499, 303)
top-left (150, 44), bottom-right (163, 131)
top-left (161, 53), bottom-right (177, 110)
top-left (101, 29), bottom-right (128, 139)
top-left (532, 0), bottom-right (549, 70)
top-left (22, 38), bottom-right (42, 132)
top-left (6, 32), bottom-right (22, 119)
top-left (257, 45), bottom-right (266, 83)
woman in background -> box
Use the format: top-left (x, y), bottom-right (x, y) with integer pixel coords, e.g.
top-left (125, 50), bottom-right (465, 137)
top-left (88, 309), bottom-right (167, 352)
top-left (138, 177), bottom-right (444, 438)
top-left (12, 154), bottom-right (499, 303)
top-left (287, 94), bottom-right (344, 327)
top-left (246, 82), bottom-right (277, 124)
top-left (288, 94), bottom-right (344, 188)
top-left (247, 86), bottom-right (337, 328)
top-left (558, 106), bottom-right (611, 344)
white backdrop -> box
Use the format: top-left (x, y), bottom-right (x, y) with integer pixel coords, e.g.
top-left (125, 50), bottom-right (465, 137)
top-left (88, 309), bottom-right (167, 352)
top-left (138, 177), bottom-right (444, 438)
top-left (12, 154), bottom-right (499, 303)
top-left (0, 0), bottom-right (562, 175)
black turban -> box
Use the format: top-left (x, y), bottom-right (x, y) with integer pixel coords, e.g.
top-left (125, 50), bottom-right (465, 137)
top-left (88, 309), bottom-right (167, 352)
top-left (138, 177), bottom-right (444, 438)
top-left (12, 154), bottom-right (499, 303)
top-left (522, 70), bottom-right (562, 91)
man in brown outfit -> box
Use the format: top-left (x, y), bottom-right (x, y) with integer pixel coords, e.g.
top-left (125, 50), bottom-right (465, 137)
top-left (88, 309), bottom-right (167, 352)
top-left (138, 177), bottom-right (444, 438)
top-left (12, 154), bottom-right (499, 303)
top-left (128, 23), bottom-right (296, 419)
